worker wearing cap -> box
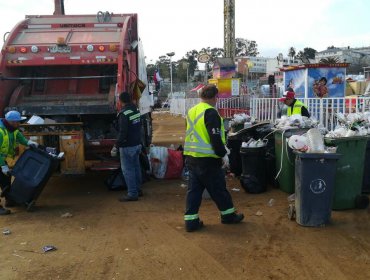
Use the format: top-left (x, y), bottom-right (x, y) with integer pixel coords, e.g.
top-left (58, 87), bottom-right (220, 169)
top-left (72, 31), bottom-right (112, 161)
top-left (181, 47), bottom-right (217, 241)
top-left (183, 85), bottom-right (244, 232)
top-left (0, 111), bottom-right (38, 215)
top-left (279, 91), bottom-right (310, 117)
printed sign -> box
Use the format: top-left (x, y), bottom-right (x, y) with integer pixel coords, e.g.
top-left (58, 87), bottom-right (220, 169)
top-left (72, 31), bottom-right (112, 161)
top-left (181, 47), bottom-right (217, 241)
top-left (310, 179), bottom-right (327, 194)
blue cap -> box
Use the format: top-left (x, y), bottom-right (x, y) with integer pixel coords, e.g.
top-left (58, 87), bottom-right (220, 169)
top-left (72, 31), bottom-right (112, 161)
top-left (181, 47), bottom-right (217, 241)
top-left (5, 111), bottom-right (27, 122)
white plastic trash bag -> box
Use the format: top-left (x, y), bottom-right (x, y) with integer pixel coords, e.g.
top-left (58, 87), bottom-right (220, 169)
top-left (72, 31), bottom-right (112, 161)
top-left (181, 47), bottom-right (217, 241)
top-left (149, 145), bottom-right (168, 179)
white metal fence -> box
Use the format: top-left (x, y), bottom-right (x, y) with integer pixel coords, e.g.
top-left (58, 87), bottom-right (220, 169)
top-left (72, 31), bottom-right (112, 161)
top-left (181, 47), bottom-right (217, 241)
top-left (250, 97), bottom-right (370, 130)
top-left (169, 95), bottom-right (370, 130)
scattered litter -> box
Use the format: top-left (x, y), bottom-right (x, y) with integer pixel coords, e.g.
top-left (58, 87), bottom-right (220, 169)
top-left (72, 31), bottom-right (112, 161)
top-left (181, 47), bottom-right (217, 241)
top-left (61, 212), bottom-right (73, 218)
top-left (179, 137), bottom-right (183, 140)
top-left (12, 253), bottom-right (25, 259)
top-left (176, 194), bottom-right (180, 197)
top-left (124, 248), bottom-right (129, 251)
top-left (287, 194), bottom-right (295, 202)
top-left (80, 227), bottom-right (86, 230)
top-left (176, 226), bottom-right (182, 230)
top-left (172, 134), bottom-right (177, 137)
top-left (255, 211), bottom-right (263, 216)
top-left (180, 184), bottom-right (187, 188)
top-left (267, 199), bottom-right (275, 207)
top-left (2, 229), bottom-right (11, 235)
top-left (42, 245), bottom-right (57, 253)
top-left (231, 188), bottom-right (240, 192)
top-left (20, 242), bottom-right (28, 245)
top-left (179, 267), bottom-right (182, 271)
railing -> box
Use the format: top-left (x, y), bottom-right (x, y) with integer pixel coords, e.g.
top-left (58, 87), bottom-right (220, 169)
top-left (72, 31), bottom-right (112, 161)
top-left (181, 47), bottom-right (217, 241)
top-left (250, 97), bottom-right (370, 130)
top-left (169, 95), bottom-right (370, 130)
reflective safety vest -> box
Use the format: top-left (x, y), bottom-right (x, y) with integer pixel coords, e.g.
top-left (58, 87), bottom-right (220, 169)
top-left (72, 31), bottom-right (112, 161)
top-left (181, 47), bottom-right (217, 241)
top-left (184, 102), bottom-right (226, 158)
top-left (287, 100), bottom-right (307, 116)
top-left (0, 127), bottom-right (20, 158)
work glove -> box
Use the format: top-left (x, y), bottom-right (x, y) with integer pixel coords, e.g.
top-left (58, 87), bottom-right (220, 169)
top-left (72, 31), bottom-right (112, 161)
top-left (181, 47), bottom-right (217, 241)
top-left (222, 155), bottom-right (230, 170)
top-left (1, 165), bottom-right (10, 175)
top-left (27, 140), bottom-right (39, 148)
top-left (111, 146), bottom-right (118, 157)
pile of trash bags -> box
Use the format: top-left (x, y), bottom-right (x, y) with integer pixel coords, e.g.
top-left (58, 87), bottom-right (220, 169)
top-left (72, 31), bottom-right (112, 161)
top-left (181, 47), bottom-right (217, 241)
top-left (326, 112), bottom-right (370, 138)
top-left (288, 128), bottom-right (336, 154)
top-left (274, 115), bottom-right (319, 130)
top-left (229, 113), bottom-right (256, 129)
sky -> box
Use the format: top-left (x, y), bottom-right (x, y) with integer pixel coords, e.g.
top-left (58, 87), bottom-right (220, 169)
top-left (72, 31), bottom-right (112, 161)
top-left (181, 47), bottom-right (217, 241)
top-left (0, 0), bottom-right (369, 63)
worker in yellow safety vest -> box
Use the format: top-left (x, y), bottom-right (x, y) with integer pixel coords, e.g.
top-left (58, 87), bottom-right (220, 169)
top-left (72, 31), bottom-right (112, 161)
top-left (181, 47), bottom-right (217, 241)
top-left (0, 111), bottom-right (38, 215)
top-left (183, 85), bottom-right (244, 232)
top-left (279, 90), bottom-right (310, 117)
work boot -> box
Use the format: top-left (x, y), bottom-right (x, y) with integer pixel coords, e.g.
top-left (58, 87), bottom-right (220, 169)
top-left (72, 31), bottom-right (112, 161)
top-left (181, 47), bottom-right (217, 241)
top-left (185, 219), bottom-right (204, 232)
top-left (118, 195), bottom-right (138, 202)
top-left (221, 212), bottom-right (244, 224)
top-left (0, 206), bottom-right (11, 215)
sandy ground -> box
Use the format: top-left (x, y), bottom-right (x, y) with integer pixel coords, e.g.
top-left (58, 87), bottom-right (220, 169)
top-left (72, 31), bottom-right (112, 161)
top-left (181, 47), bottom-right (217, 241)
top-left (1, 111), bottom-right (370, 280)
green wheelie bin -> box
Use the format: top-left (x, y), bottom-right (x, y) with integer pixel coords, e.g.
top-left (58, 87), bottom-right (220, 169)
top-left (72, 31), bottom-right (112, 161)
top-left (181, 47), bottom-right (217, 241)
top-left (274, 128), bottom-right (308, 193)
top-left (325, 136), bottom-right (369, 210)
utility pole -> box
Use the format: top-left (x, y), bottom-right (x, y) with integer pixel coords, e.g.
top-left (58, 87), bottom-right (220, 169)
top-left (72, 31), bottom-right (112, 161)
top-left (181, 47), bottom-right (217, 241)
top-left (224, 0), bottom-right (235, 59)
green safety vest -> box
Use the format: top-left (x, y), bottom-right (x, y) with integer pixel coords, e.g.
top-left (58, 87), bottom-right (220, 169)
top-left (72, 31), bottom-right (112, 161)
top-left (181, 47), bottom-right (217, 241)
top-left (287, 100), bottom-right (308, 116)
top-left (0, 127), bottom-right (20, 158)
top-left (184, 102), bottom-right (226, 158)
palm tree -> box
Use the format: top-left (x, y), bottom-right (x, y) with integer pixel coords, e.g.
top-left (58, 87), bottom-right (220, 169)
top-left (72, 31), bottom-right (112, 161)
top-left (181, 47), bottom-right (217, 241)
top-left (288, 47), bottom-right (296, 64)
top-left (319, 57), bottom-right (340, 64)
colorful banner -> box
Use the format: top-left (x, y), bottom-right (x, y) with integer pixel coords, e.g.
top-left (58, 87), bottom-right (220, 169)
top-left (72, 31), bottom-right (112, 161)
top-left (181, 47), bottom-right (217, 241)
top-left (284, 69), bottom-right (305, 98)
top-left (307, 68), bottom-right (345, 98)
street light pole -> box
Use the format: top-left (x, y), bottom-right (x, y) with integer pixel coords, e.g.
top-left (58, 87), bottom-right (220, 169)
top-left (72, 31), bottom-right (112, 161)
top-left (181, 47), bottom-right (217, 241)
top-left (166, 52), bottom-right (175, 96)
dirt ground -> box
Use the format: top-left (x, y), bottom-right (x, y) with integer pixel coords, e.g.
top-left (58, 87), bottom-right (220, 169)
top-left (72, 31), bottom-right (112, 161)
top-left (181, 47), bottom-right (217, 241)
top-left (1, 111), bottom-right (370, 280)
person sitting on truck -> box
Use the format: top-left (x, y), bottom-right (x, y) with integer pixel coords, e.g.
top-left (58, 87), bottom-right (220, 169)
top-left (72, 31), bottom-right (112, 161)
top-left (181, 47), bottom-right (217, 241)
top-left (111, 92), bottom-right (143, 202)
top-left (0, 111), bottom-right (39, 215)
top-left (279, 90), bottom-right (310, 117)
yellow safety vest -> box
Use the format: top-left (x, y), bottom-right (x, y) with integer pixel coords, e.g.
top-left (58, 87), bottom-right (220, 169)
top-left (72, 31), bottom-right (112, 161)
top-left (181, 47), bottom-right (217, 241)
top-left (0, 127), bottom-right (20, 158)
top-left (184, 102), bottom-right (226, 158)
top-left (287, 100), bottom-right (308, 116)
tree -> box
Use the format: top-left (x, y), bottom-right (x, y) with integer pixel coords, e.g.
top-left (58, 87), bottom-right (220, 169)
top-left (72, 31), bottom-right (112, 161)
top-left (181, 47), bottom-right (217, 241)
top-left (173, 59), bottom-right (191, 83)
top-left (319, 57), bottom-right (340, 64)
top-left (156, 55), bottom-right (171, 79)
top-left (146, 63), bottom-right (156, 81)
top-left (296, 47), bottom-right (317, 62)
top-left (185, 49), bottom-right (199, 77)
top-left (303, 47), bottom-right (317, 59)
top-left (235, 38), bottom-right (259, 57)
top-left (288, 47), bottom-right (296, 62)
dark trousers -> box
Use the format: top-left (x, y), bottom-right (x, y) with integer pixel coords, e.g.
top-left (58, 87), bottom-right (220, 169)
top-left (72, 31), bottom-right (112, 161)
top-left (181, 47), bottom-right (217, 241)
top-left (0, 172), bottom-right (11, 205)
top-left (185, 163), bottom-right (234, 217)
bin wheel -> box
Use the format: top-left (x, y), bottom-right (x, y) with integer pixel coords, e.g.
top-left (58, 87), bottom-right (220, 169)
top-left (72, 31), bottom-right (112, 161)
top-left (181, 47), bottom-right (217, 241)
top-left (355, 195), bottom-right (369, 209)
top-left (26, 201), bottom-right (36, 212)
top-left (288, 204), bottom-right (296, 220)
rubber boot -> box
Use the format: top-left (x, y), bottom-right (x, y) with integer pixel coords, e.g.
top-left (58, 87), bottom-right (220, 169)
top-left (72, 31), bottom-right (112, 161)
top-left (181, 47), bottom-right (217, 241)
top-left (221, 212), bottom-right (244, 224)
top-left (185, 219), bottom-right (204, 232)
top-left (0, 205), bottom-right (11, 215)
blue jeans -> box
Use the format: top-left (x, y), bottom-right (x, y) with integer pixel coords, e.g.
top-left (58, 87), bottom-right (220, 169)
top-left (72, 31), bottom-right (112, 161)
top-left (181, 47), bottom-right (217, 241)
top-left (120, 145), bottom-right (142, 198)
